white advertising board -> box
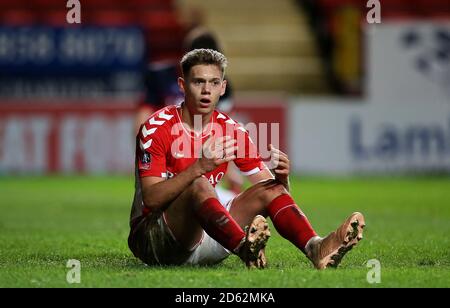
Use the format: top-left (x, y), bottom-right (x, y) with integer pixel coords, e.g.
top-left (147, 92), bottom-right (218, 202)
top-left (290, 22), bottom-right (450, 174)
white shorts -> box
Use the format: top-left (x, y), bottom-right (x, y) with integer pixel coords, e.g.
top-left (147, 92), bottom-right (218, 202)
top-left (215, 185), bottom-right (236, 206)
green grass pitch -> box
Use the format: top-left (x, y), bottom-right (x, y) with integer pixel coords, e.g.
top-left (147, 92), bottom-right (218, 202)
top-left (0, 176), bottom-right (449, 287)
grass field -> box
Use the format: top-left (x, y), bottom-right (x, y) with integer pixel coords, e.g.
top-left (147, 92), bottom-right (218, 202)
top-left (0, 176), bottom-right (449, 288)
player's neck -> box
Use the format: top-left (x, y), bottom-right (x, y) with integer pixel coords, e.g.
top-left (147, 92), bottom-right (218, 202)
top-left (180, 104), bottom-right (214, 134)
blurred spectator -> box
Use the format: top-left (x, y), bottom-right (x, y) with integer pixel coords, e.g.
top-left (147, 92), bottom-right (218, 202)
top-left (296, 0), bottom-right (362, 95)
top-left (295, 0), bottom-right (339, 94)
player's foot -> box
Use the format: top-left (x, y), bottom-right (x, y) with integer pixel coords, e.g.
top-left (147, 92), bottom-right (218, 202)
top-left (306, 212), bottom-right (365, 270)
top-left (237, 215), bottom-right (271, 269)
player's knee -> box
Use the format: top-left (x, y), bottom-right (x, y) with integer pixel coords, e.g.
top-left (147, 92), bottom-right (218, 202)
top-left (254, 179), bottom-right (287, 205)
top-left (189, 177), bottom-right (216, 203)
top-left (190, 176), bottom-right (212, 190)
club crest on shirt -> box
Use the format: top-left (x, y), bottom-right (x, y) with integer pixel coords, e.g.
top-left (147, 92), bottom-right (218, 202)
top-left (141, 152), bottom-right (151, 164)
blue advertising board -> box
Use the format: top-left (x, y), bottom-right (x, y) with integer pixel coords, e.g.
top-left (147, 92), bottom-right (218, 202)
top-left (0, 26), bottom-right (146, 99)
top-left (0, 26), bottom-right (146, 74)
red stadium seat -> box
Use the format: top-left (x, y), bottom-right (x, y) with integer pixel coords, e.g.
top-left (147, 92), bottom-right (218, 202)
top-left (138, 11), bottom-right (182, 30)
top-left (126, 0), bottom-right (173, 10)
top-left (42, 9), bottom-right (80, 27)
top-left (0, 0), bottom-right (30, 10)
top-left (416, 0), bottom-right (450, 18)
top-left (145, 28), bottom-right (184, 61)
top-left (382, 0), bottom-right (417, 18)
top-left (88, 10), bottom-right (137, 26)
top-left (382, 11), bottom-right (418, 21)
top-left (1, 10), bottom-right (37, 25)
top-left (430, 13), bottom-right (450, 20)
top-left (82, 0), bottom-right (124, 10)
top-left (31, 0), bottom-right (62, 9)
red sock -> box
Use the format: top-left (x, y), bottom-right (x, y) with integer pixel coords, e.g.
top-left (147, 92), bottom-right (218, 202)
top-left (267, 194), bottom-right (317, 252)
top-left (195, 198), bottom-right (245, 252)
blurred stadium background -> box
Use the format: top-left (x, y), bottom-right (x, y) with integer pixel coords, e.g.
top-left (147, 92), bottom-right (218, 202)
top-left (0, 0), bottom-right (449, 175)
top-left (0, 0), bottom-right (449, 287)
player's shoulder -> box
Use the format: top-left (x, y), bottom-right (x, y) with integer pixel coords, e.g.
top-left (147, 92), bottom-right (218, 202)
top-left (145, 105), bottom-right (178, 127)
top-left (214, 109), bottom-right (248, 133)
top-left (139, 105), bottom-right (179, 140)
top-left (214, 109), bottom-right (239, 127)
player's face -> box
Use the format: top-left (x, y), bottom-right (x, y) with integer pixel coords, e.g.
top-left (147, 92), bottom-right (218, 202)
top-left (179, 64), bottom-right (227, 115)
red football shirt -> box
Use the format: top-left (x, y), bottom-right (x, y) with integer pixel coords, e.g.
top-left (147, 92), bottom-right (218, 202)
top-left (136, 104), bottom-right (266, 186)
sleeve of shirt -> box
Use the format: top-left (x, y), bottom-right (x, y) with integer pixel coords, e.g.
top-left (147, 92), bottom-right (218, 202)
top-left (233, 125), bottom-right (267, 176)
top-left (136, 123), bottom-right (167, 178)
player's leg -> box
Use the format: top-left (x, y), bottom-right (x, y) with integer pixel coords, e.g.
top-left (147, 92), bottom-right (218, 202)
top-left (164, 176), bottom-right (270, 268)
top-left (128, 177), bottom-right (218, 266)
top-left (305, 212), bottom-right (365, 269)
top-left (164, 176), bottom-right (242, 251)
top-left (229, 178), bottom-right (365, 269)
top-left (230, 179), bottom-right (317, 250)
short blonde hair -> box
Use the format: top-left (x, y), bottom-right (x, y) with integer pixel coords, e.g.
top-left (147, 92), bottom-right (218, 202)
top-left (180, 48), bottom-right (227, 78)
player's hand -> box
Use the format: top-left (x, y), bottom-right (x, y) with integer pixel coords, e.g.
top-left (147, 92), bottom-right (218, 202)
top-left (268, 144), bottom-right (290, 183)
top-left (197, 135), bottom-right (238, 174)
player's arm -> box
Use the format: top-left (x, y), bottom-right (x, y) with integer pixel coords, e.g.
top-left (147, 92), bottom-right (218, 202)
top-left (138, 122), bottom-right (204, 211)
top-left (246, 168), bottom-right (273, 183)
top-left (233, 123), bottom-right (291, 191)
top-left (141, 136), bottom-right (238, 211)
top-left (268, 144), bottom-right (291, 192)
top-left (246, 144), bottom-right (291, 192)
top-left (140, 163), bottom-right (204, 211)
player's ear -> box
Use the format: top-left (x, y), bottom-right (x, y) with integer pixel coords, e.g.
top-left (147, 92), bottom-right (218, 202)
top-left (178, 77), bottom-right (185, 94)
top-left (220, 79), bottom-right (227, 96)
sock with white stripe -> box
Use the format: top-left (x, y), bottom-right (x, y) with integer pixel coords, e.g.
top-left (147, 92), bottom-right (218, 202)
top-left (195, 198), bottom-right (245, 252)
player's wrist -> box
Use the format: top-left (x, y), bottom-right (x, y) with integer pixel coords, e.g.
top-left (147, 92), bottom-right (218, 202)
top-left (275, 174), bottom-right (290, 191)
top-left (192, 160), bottom-right (207, 177)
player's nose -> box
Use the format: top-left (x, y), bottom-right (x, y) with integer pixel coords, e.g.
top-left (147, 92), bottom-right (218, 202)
top-left (201, 84), bottom-right (211, 94)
